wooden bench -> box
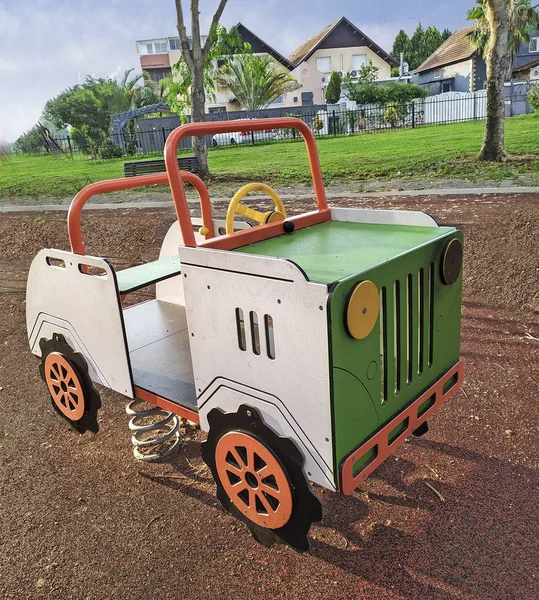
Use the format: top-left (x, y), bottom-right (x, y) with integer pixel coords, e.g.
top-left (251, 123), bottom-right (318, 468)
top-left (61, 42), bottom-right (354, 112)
top-left (124, 156), bottom-right (199, 177)
top-left (116, 255), bottom-right (181, 294)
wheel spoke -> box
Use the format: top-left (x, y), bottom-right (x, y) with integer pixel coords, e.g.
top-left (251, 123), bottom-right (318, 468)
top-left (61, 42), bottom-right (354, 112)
top-left (246, 446), bottom-right (256, 471)
top-left (235, 204), bottom-right (266, 223)
top-left (66, 393), bottom-right (76, 410)
top-left (256, 464), bottom-right (269, 477)
top-left (51, 363), bottom-right (60, 378)
top-left (260, 482), bottom-right (281, 498)
top-left (230, 447), bottom-right (246, 469)
top-left (256, 490), bottom-right (275, 515)
top-left (224, 462), bottom-right (244, 477)
top-left (248, 488), bottom-right (257, 509)
top-left (230, 480), bottom-right (248, 494)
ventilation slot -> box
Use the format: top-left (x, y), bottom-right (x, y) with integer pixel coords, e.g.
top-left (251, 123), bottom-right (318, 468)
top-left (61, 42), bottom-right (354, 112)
top-left (380, 287), bottom-right (388, 405)
top-left (428, 262), bottom-right (435, 368)
top-left (250, 311), bottom-right (261, 355)
top-left (393, 280), bottom-right (401, 396)
top-left (418, 268), bottom-right (425, 376)
top-left (406, 274), bottom-right (414, 386)
top-left (235, 308), bottom-right (246, 351)
top-left (264, 315), bottom-right (276, 359)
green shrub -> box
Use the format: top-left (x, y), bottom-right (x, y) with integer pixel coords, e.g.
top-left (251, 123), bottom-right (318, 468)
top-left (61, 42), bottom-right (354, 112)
top-left (384, 104), bottom-right (400, 128)
top-left (98, 139), bottom-right (124, 159)
top-left (71, 125), bottom-right (105, 158)
top-left (527, 84), bottom-right (539, 113)
top-left (312, 116), bottom-right (324, 132)
top-left (325, 71), bottom-right (342, 104)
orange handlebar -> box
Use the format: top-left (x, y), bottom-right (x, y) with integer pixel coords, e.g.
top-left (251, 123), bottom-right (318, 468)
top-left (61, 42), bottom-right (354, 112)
top-left (67, 171), bottom-right (214, 255)
top-left (165, 117), bottom-right (328, 248)
top-left (68, 117), bottom-right (327, 254)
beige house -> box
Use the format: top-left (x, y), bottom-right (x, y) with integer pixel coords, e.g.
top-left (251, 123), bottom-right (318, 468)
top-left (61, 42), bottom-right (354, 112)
top-left (286, 17), bottom-right (398, 106)
top-left (136, 17), bottom-right (397, 111)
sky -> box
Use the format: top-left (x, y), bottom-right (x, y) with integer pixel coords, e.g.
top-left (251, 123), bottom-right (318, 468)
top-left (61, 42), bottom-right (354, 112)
top-left (0, 0), bottom-right (473, 142)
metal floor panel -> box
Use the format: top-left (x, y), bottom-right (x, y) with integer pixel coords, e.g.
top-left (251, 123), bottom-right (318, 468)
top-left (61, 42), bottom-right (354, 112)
top-left (124, 299), bottom-right (188, 351)
top-left (123, 300), bottom-right (197, 410)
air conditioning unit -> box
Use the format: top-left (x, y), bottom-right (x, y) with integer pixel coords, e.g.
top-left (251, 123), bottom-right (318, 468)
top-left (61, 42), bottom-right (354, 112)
top-left (349, 69), bottom-right (358, 78)
top-left (337, 70), bottom-right (346, 78)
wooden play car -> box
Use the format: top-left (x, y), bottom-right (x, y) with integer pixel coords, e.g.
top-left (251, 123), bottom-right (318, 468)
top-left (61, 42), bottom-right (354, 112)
top-left (27, 118), bottom-right (463, 551)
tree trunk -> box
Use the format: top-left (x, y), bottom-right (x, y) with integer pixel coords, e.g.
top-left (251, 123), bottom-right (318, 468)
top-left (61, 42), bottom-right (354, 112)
top-left (479, 0), bottom-right (511, 161)
top-left (190, 67), bottom-right (209, 178)
top-left (175, 0), bottom-right (228, 179)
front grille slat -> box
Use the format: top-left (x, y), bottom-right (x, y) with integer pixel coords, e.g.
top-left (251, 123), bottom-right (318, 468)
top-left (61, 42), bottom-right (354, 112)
top-left (406, 273), bottom-right (416, 385)
top-left (381, 265), bottom-right (434, 404)
top-left (384, 284), bottom-right (397, 402)
top-left (418, 268), bottom-right (426, 376)
top-left (428, 262), bottom-right (435, 368)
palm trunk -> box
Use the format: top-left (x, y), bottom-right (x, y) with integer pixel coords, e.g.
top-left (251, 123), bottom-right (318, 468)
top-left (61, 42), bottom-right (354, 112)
top-left (479, 0), bottom-right (511, 161)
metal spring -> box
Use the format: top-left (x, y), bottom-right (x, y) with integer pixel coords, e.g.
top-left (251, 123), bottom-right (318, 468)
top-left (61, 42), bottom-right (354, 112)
top-left (126, 399), bottom-right (182, 461)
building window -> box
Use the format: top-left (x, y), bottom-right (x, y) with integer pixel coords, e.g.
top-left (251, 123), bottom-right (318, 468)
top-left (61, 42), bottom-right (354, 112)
top-left (154, 41), bottom-right (168, 54)
top-left (208, 106), bottom-right (226, 114)
top-left (146, 43), bottom-right (154, 54)
top-left (434, 68), bottom-right (441, 78)
top-left (148, 68), bottom-right (172, 83)
top-left (169, 38), bottom-right (181, 51)
top-left (530, 37), bottom-right (538, 53)
top-left (316, 56), bottom-right (331, 73)
top-left (352, 54), bottom-right (367, 69)
top-left (271, 95), bottom-right (284, 104)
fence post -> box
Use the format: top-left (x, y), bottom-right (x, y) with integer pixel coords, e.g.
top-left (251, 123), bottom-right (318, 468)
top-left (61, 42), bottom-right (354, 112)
top-left (66, 135), bottom-right (73, 156)
top-left (162, 127), bottom-right (167, 147)
top-left (411, 102), bottom-right (415, 128)
top-left (510, 81), bottom-right (514, 117)
top-left (332, 110), bottom-right (336, 137)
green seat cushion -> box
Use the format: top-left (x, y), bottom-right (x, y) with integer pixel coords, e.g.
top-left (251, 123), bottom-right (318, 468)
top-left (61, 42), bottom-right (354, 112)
top-left (116, 255), bottom-right (181, 294)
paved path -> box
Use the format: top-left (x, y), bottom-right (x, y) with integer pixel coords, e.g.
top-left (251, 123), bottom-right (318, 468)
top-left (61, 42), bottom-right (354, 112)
top-left (1, 186), bottom-right (538, 213)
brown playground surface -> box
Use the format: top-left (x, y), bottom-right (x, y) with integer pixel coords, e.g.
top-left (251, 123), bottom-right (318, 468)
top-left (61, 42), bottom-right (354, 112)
top-left (0, 192), bottom-right (537, 600)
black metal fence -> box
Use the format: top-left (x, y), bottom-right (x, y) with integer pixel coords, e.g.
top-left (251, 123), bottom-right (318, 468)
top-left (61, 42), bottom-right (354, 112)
top-left (14, 91), bottom-right (532, 158)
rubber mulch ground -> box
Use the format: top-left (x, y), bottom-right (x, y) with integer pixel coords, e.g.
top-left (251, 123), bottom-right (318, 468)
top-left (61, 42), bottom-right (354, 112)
top-left (0, 193), bottom-right (537, 600)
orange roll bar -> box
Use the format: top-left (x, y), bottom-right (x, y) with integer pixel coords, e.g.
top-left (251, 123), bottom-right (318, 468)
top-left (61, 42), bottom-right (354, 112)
top-left (165, 117), bottom-right (328, 248)
top-left (67, 171), bottom-right (214, 255)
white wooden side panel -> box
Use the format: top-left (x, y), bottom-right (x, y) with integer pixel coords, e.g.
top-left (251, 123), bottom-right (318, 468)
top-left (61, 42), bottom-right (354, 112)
top-left (331, 207), bottom-right (438, 227)
top-left (26, 249), bottom-right (133, 397)
top-left (179, 247), bottom-right (335, 489)
top-left (156, 219), bottom-right (251, 305)
top-left (199, 383), bottom-right (336, 491)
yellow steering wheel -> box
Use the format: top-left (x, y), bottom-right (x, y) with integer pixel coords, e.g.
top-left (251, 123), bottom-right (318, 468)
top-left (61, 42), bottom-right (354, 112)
top-left (226, 183), bottom-right (287, 235)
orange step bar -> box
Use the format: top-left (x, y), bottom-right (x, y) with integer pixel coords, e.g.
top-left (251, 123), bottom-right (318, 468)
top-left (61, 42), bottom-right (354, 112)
top-left (340, 360), bottom-right (464, 495)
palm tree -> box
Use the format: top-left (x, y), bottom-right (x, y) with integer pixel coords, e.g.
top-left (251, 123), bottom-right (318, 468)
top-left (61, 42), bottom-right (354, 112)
top-left (467, 0), bottom-right (539, 79)
top-left (216, 55), bottom-right (301, 110)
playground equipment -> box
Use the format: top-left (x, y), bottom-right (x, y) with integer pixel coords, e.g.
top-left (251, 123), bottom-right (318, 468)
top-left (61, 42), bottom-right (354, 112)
top-left (26, 118), bottom-right (464, 551)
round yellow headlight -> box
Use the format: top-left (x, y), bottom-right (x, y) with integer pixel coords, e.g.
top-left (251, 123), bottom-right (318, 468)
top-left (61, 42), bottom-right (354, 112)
top-left (346, 280), bottom-right (380, 340)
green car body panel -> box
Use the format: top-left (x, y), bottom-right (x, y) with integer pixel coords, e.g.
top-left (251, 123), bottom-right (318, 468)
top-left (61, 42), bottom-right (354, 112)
top-left (235, 219), bottom-right (463, 489)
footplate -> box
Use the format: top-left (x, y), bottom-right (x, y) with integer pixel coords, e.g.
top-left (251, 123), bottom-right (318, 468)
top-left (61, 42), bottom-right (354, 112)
top-left (340, 359), bottom-right (464, 495)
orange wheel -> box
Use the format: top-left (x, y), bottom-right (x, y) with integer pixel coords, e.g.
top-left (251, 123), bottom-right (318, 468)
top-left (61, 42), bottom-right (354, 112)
top-left (44, 352), bottom-right (85, 421)
top-left (215, 431), bottom-right (293, 529)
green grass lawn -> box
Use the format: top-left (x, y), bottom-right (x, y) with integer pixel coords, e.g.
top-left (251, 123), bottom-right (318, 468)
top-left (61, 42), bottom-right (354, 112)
top-left (1, 114), bottom-right (538, 200)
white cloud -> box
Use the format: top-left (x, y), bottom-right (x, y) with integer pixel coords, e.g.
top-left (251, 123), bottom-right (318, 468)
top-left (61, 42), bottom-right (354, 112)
top-left (0, 3), bottom-right (174, 141)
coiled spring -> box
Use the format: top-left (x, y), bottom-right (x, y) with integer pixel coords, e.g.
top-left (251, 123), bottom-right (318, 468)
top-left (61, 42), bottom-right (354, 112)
top-left (126, 399), bottom-right (182, 461)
